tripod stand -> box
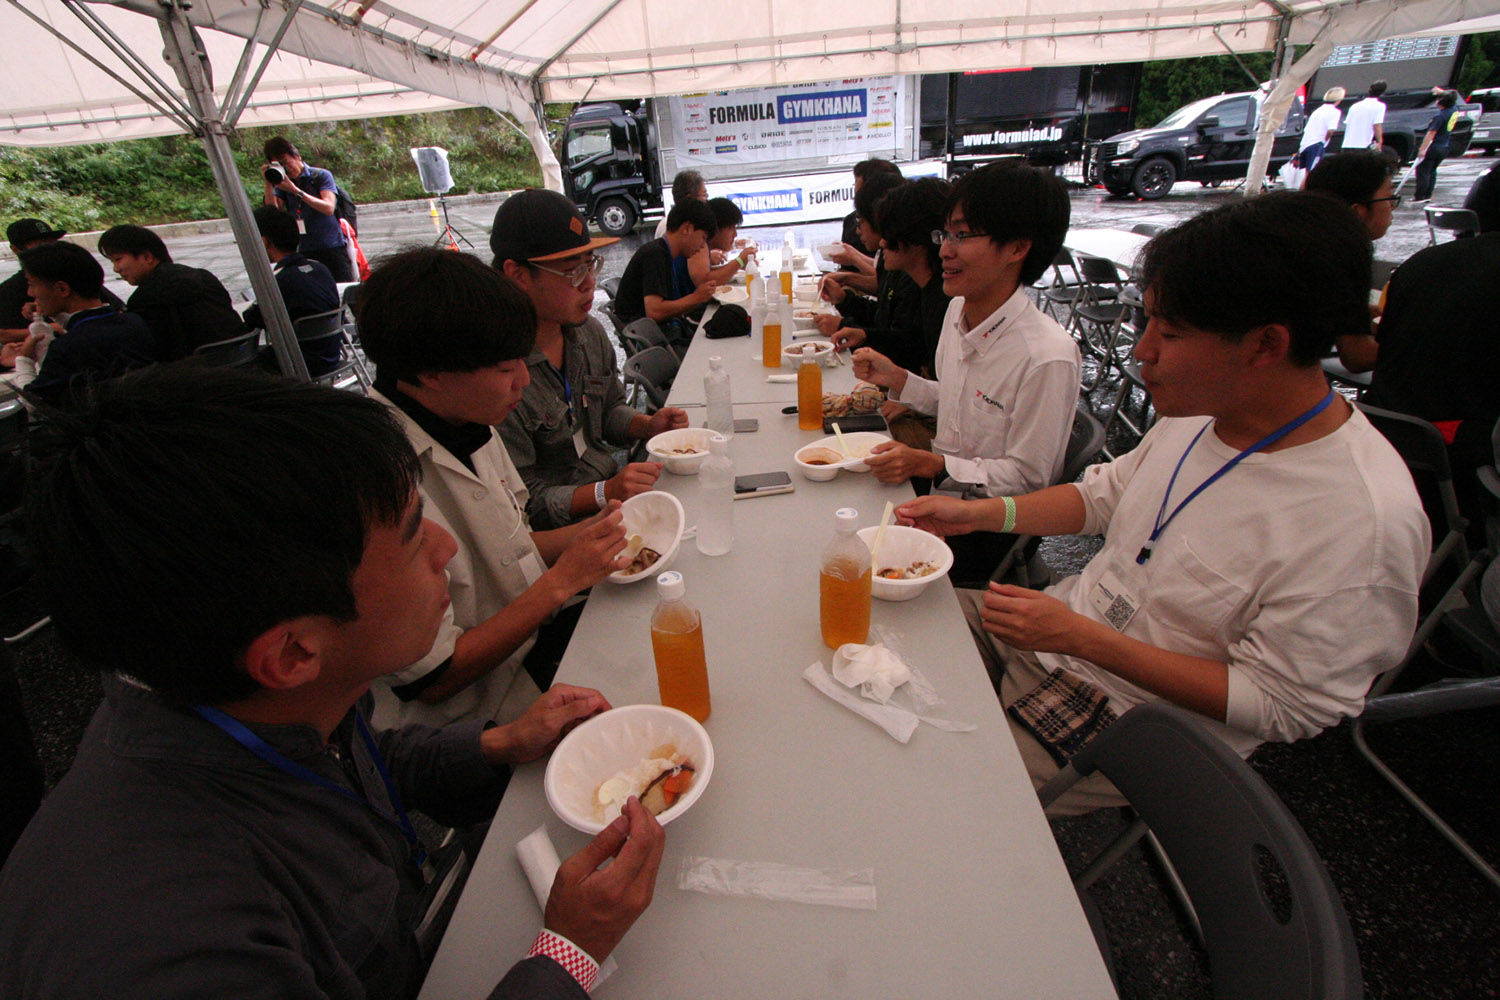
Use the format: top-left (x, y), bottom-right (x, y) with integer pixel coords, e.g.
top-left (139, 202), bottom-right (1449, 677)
top-left (430, 192), bottom-right (474, 250)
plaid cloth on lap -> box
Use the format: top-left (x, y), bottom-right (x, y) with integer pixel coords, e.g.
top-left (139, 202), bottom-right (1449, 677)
top-left (1007, 668), bottom-right (1118, 767)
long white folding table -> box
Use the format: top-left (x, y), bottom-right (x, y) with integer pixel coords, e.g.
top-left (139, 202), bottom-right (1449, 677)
top-left (420, 268), bottom-right (1117, 1000)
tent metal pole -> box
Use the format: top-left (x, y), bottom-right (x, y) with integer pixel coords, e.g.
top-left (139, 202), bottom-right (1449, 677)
top-left (218, 1), bottom-right (269, 122)
top-left (5, 0), bottom-right (196, 134)
top-left (225, 0), bottom-right (309, 128)
top-left (157, 1), bottom-right (309, 381)
top-left (1243, 27), bottom-right (1337, 198)
top-left (63, 0), bottom-right (199, 122)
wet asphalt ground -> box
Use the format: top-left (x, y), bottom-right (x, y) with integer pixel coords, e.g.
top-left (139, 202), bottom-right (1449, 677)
top-left (7, 152), bottom-right (1500, 998)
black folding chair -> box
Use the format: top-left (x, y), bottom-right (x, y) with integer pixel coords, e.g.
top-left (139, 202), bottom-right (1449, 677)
top-left (1424, 206), bottom-right (1479, 244)
top-left (1039, 702), bottom-right (1364, 1000)
top-left (621, 346), bottom-right (678, 411)
top-left (192, 330), bottom-right (261, 369)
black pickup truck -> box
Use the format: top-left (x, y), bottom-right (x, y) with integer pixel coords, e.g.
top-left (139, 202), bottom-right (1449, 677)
top-left (1085, 88), bottom-right (1477, 199)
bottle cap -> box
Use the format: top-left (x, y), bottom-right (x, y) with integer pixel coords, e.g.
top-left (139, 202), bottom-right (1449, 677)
top-left (834, 507), bottom-right (859, 530)
top-left (709, 436), bottom-right (729, 456)
top-left (656, 570), bottom-right (685, 600)
top-left (709, 356), bottom-right (723, 369)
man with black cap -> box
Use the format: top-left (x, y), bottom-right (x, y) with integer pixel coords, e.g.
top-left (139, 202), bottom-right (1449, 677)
top-left (492, 190), bottom-right (689, 530)
top-left (0, 219), bottom-right (121, 342)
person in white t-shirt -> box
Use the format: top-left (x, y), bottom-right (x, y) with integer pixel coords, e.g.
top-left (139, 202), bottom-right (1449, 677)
top-left (1297, 86), bottom-right (1346, 175)
top-left (896, 191), bottom-right (1430, 815)
top-left (1342, 80), bottom-right (1388, 151)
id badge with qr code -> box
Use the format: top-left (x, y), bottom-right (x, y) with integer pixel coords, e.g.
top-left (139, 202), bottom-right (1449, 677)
top-left (1089, 570), bottom-right (1139, 632)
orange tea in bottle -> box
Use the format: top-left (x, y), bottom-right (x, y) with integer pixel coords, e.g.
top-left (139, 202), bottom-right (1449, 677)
top-left (650, 571), bottom-right (711, 722)
top-left (819, 508), bottom-right (871, 648)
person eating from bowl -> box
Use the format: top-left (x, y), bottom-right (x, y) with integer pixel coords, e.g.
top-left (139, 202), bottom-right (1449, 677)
top-left (613, 199), bottom-right (718, 345)
top-left (815, 171), bottom-right (909, 341)
top-left (850, 161), bottom-right (1081, 580)
top-left (0, 365), bottom-right (665, 1000)
top-left (687, 197), bottom-right (757, 289)
top-left (896, 192), bottom-right (1428, 815)
top-left (358, 247), bottom-right (629, 730)
top-left (491, 189), bottom-right (689, 530)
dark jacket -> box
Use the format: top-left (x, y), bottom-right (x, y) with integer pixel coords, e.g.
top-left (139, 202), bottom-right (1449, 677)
top-left (243, 253), bottom-right (343, 375)
top-left (25, 305), bottom-right (155, 406)
top-left (126, 260), bottom-right (243, 361)
top-left (836, 261), bottom-right (950, 377)
top-left (0, 675), bottom-right (585, 1000)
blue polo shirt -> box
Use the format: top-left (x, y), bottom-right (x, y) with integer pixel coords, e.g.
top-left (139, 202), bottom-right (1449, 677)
top-left (279, 164), bottom-right (346, 252)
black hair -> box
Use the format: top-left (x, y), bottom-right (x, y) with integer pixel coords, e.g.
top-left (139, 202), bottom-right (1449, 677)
top-left (1438, 90), bottom-right (1459, 109)
top-left (97, 225), bottom-right (171, 264)
top-left (707, 197), bottom-right (743, 230)
top-left (666, 198), bottom-right (717, 236)
top-left (357, 247), bottom-right (536, 383)
top-left (1305, 149), bottom-right (1398, 206)
top-left (263, 136), bottom-right (299, 160)
top-left (671, 170), bottom-right (706, 203)
top-left (854, 172), bottom-right (906, 226)
top-left (253, 204), bottom-right (300, 254)
top-left (946, 161), bottom-right (1070, 286)
top-left (19, 242), bottom-right (105, 300)
top-left (26, 366), bottom-right (421, 705)
top-left (876, 176), bottom-right (950, 273)
top-left (1368, 80), bottom-right (1388, 98)
top-left (853, 158), bottom-right (902, 182)
top-left (1137, 191), bottom-right (1371, 367)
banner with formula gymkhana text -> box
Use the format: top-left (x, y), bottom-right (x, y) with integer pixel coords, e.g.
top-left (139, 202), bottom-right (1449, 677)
top-left (670, 77), bottom-right (902, 168)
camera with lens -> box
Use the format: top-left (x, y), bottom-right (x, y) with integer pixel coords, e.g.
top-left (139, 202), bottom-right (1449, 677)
top-left (263, 164), bottom-right (286, 185)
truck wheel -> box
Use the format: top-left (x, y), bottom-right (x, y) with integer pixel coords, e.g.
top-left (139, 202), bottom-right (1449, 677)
top-left (595, 198), bottom-right (638, 237)
top-left (1131, 157), bottom-right (1177, 200)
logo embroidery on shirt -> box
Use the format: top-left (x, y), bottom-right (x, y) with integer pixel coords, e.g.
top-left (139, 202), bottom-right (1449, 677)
top-left (973, 389), bottom-right (1005, 411)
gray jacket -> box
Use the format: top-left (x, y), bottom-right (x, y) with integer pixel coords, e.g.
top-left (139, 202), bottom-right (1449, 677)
top-left (498, 317), bottom-right (640, 529)
top-left (0, 675), bottom-right (585, 1000)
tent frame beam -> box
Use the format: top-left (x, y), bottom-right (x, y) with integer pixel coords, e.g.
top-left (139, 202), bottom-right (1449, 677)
top-left (64, 0), bottom-right (199, 123)
top-left (223, 0), bottom-right (307, 127)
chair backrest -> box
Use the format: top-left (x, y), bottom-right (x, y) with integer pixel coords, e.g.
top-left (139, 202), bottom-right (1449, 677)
top-left (621, 316), bottom-right (669, 356)
top-left (1046, 246), bottom-right (1082, 287)
top-left (598, 300), bottom-right (626, 337)
top-left (1356, 402), bottom-right (1468, 587)
top-left (1076, 253), bottom-right (1124, 286)
top-left (601, 276), bottom-right (622, 300)
top-left (1060, 402), bottom-right (1107, 485)
top-left (192, 330), bottom-right (262, 369)
top-left (621, 345), bottom-right (678, 411)
top-left (1425, 206), bottom-right (1479, 243)
top-left (292, 307), bottom-right (347, 342)
top-left (1050, 702), bottom-right (1364, 1000)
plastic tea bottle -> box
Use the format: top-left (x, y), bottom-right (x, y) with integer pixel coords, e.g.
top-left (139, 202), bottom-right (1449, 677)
top-left (778, 246), bottom-right (794, 300)
top-left (762, 288), bottom-right (783, 368)
top-left (797, 357), bottom-right (823, 431)
top-left (745, 268), bottom-right (757, 302)
top-left (820, 508), bottom-right (872, 649)
top-left (651, 571), bottom-right (711, 722)
top-left (704, 356), bottom-right (734, 439)
top-left (695, 437), bottom-right (734, 556)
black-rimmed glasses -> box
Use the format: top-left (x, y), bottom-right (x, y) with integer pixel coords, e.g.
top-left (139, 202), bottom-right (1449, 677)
top-left (931, 229), bottom-right (990, 247)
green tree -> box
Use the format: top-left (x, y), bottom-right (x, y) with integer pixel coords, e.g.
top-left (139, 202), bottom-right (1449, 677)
top-left (1136, 53), bottom-right (1278, 128)
top-left (1457, 32), bottom-right (1500, 95)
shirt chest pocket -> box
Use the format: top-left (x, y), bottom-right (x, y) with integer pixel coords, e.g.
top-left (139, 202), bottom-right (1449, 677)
top-left (1144, 536), bottom-right (1250, 645)
top-left (962, 386), bottom-right (1014, 441)
top-left (536, 393), bottom-right (572, 437)
top-left (581, 374), bottom-right (615, 439)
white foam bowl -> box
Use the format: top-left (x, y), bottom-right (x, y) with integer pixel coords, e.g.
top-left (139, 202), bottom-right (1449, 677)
top-left (801, 430), bottom-right (891, 473)
top-left (791, 307), bottom-right (828, 331)
top-left (646, 428), bottom-right (727, 475)
top-left (816, 242), bottom-right (843, 260)
top-left (792, 283), bottom-right (821, 304)
top-left (783, 340), bottom-right (835, 368)
top-left (712, 285), bottom-right (748, 304)
top-left (607, 491), bottom-right (685, 584)
top-left (545, 704), bottom-right (715, 835)
top-left (856, 525), bottom-right (954, 601)
top-left (791, 249), bottom-right (810, 267)
top-left (793, 442), bottom-right (844, 481)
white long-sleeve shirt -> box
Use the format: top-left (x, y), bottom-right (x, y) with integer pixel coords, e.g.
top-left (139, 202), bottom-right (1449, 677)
top-left (1039, 410), bottom-right (1429, 756)
top-left (894, 287), bottom-right (1080, 496)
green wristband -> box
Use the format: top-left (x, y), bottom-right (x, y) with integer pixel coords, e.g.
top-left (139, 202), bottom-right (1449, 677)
top-left (1001, 496), bottom-right (1017, 534)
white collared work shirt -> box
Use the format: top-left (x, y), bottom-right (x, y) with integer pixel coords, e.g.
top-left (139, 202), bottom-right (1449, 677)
top-left (895, 286), bottom-right (1080, 496)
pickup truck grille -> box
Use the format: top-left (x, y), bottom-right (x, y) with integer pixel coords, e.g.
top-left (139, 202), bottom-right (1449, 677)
top-left (1094, 141), bottom-right (1119, 160)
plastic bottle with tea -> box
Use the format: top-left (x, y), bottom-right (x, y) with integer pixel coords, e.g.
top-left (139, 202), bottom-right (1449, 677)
top-left (797, 357), bottom-right (822, 431)
top-left (762, 285), bottom-right (783, 369)
top-left (650, 571), bottom-right (711, 722)
top-left (820, 507), bottom-right (871, 649)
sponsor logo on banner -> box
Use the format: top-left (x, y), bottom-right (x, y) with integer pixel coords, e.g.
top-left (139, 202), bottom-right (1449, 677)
top-left (961, 125), bottom-right (1064, 148)
top-left (809, 185), bottom-right (855, 205)
top-left (716, 144), bottom-right (738, 153)
top-left (729, 189), bottom-right (803, 214)
top-left (777, 89), bottom-right (867, 124)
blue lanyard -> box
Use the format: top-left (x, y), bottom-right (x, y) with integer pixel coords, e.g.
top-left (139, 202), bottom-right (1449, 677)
top-left (549, 359), bottom-right (574, 422)
top-left (1136, 389), bottom-right (1335, 565)
top-left (191, 704), bottom-right (428, 869)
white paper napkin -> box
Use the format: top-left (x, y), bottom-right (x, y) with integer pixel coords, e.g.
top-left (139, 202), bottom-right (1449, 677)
top-left (517, 825), bottom-right (619, 985)
top-left (831, 642), bottom-right (911, 703)
top-left (765, 374), bottom-right (798, 383)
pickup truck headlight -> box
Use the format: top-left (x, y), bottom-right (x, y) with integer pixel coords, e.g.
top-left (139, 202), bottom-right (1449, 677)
top-left (1114, 138), bottom-right (1139, 156)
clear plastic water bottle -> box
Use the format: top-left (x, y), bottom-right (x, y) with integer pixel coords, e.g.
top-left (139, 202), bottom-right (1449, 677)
top-left (749, 275), bottom-right (766, 363)
top-left (695, 437), bottom-right (734, 557)
top-left (704, 356), bottom-right (733, 439)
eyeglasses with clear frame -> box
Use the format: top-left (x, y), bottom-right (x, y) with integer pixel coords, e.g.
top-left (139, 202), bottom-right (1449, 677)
top-left (1361, 195), bottom-right (1403, 208)
top-left (931, 229), bottom-right (991, 247)
top-left (531, 253), bottom-right (604, 286)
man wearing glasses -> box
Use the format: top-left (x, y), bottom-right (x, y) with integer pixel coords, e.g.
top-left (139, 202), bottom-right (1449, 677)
top-left (851, 162), bottom-right (1081, 579)
top-left (493, 190), bottom-right (690, 530)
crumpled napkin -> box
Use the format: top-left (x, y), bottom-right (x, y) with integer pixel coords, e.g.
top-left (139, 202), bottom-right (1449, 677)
top-left (802, 662), bottom-right (920, 743)
top-left (831, 642), bottom-right (911, 703)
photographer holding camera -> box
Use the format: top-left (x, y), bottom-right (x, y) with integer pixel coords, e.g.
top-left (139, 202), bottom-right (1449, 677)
top-left (262, 137), bottom-right (354, 283)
